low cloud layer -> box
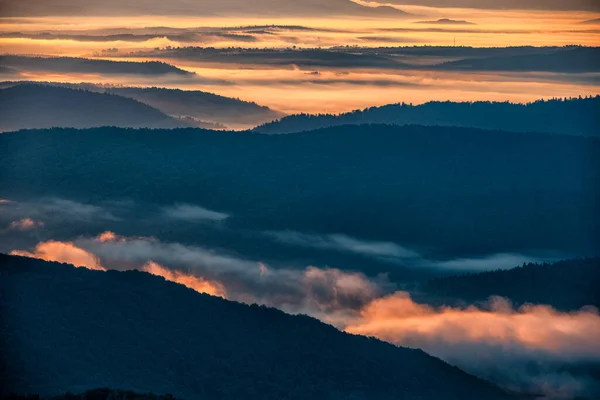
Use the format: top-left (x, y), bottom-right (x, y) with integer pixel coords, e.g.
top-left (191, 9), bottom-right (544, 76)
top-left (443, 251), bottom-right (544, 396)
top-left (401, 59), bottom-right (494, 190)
top-left (8, 231), bottom-right (600, 398)
top-left (10, 232), bottom-right (388, 319)
top-left (268, 230), bottom-right (549, 271)
top-left (267, 231), bottom-right (421, 262)
top-left (372, 0), bottom-right (600, 11)
top-left (11, 240), bottom-right (105, 271)
top-left (7, 218), bottom-right (43, 231)
top-left (0, 197), bottom-right (120, 223)
top-left (162, 203), bottom-right (229, 222)
top-left (345, 292), bottom-right (600, 398)
top-left (142, 260), bottom-right (226, 297)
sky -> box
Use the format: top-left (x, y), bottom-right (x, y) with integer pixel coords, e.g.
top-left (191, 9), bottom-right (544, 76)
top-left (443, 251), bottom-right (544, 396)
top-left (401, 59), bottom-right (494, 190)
top-left (1, 0), bottom-right (599, 113)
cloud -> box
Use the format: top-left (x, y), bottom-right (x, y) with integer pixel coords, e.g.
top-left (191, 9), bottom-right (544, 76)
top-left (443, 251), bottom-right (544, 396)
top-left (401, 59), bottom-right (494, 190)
top-left (162, 203), bottom-right (229, 222)
top-left (41, 198), bottom-right (120, 221)
top-left (344, 292), bottom-right (600, 398)
top-left (7, 218), bottom-right (44, 231)
top-left (429, 253), bottom-right (541, 271)
top-left (267, 231), bottom-right (548, 271)
top-left (10, 231), bottom-right (599, 397)
top-left (367, 0), bottom-right (600, 11)
top-left (415, 18), bottom-right (475, 25)
top-left (357, 36), bottom-right (423, 43)
top-left (82, 231), bottom-right (389, 316)
top-left (0, 0), bottom-right (413, 17)
top-left (0, 198), bottom-right (121, 228)
top-left (96, 231), bottom-right (119, 243)
top-left (267, 231), bottom-right (421, 262)
top-left (11, 240), bottom-right (105, 271)
top-left (142, 261), bottom-right (225, 297)
top-left (580, 18), bottom-right (600, 25)
top-left (12, 232), bottom-right (390, 320)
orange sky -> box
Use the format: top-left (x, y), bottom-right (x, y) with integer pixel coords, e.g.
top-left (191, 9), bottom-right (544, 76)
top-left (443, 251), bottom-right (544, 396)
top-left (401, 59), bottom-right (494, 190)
top-left (1, 7), bottom-right (599, 114)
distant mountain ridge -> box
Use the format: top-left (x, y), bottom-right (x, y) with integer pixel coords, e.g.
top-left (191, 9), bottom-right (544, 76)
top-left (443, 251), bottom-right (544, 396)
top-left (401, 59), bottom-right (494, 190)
top-left (437, 46), bottom-right (600, 73)
top-left (415, 258), bottom-right (600, 311)
top-left (254, 96), bottom-right (600, 136)
top-left (123, 46), bottom-right (600, 73)
top-left (0, 55), bottom-right (193, 76)
top-left (0, 84), bottom-right (192, 131)
top-left (0, 254), bottom-right (512, 400)
top-left (0, 81), bottom-right (284, 129)
top-left (1, 125), bottom-right (597, 260)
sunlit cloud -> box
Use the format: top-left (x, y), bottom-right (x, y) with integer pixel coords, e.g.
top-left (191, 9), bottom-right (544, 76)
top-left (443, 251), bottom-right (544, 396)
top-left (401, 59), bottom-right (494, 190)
top-left (142, 260), bottom-right (226, 297)
top-left (96, 230), bottom-right (119, 243)
top-left (344, 292), bottom-right (600, 397)
top-left (371, 0), bottom-right (600, 12)
top-left (10, 232), bottom-right (390, 319)
top-left (8, 229), bottom-right (599, 397)
top-left (7, 218), bottom-right (44, 231)
top-left (11, 240), bottom-right (105, 271)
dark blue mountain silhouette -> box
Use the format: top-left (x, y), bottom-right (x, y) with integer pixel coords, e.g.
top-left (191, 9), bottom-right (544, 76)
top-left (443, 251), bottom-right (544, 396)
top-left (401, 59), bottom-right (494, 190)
top-left (437, 47), bottom-right (600, 73)
top-left (1, 125), bottom-right (597, 259)
top-left (0, 84), bottom-right (192, 131)
top-left (0, 55), bottom-right (193, 75)
top-left (0, 81), bottom-right (284, 128)
top-left (254, 96), bottom-right (600, 136)
top-left (0, 254), bottom-right (512, 400)
top-left (416, 258), bottom-right (600, 310)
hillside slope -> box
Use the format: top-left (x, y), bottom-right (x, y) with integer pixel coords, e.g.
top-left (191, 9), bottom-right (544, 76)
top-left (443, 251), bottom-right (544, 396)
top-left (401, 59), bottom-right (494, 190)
top-left (254, 97), bottom-right (600, 135)
top-left (0, 125), bottom-right (597, 260)
top-left (106, 86), bottom-right (283, 128)
top-left (0, 55), bottom-right (193, 76)
top-left (415, 258), bottom-right (600, 310)
top-left (438, 47), bottom-right (600, 73)
top-left (0, 84), bottom-right (191, 131)
top-left (0, 254), bottom-right (511, 400)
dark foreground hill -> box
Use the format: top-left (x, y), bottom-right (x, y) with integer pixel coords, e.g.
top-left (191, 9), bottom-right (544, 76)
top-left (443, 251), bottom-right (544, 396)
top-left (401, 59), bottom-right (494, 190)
top-left (415, 258), bottom-right (600, 310)
top-left (255, 96), bottom-right (600, 135)
top-left (0, 84), bottom-right (191, 131)
top-left (3, 388), bottom-right (184, 400)
top-left (0, 254), bottom-right (512, 400)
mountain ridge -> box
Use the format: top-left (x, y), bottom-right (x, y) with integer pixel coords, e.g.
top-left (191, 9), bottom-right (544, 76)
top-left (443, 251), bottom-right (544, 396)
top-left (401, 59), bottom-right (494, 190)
top-left (0, 84), bottom-right (193, 131)
top-left (0, 253), bottom-right (513, 400)
top-left (0, 81), bottom-right (284, 129)
top-left (254, 96), bottom-right (600, 136)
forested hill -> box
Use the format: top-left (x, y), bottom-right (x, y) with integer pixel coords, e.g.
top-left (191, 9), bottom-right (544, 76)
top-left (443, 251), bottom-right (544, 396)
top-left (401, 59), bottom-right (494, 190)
top-left (0, 82), bottom-right (284, 129)
top-left (0, 55), bottom-right (193, 76)
top-left (3, 388), bottom-right (184, 400)
top-left (0, 84), bottom-right (191, 131)
top-left (0, 254), bottom-right (512, 400)
top-left (254, 97), bottom-right (600, 135)
top-left (1, 125), bottom-right (598, 259)
top-left (416, 258), bottom-right (600, 310)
